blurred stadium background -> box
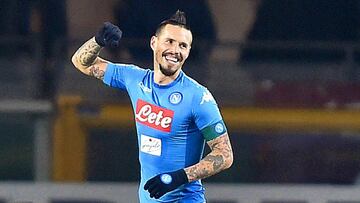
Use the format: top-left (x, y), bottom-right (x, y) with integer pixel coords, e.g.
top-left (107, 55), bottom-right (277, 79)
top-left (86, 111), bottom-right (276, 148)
top-left (1, 0), bottom-right (360, 202)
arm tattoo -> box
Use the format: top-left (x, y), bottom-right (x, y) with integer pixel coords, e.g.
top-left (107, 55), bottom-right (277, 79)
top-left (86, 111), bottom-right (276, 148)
top-left (89, 65), bottom-right (105, 80)
top-left (74, 38), bottom-right (102, 67)
top-left (185, 134), bottom-right (233, 182)
top-left (204, 153), bottom-right (224, 171)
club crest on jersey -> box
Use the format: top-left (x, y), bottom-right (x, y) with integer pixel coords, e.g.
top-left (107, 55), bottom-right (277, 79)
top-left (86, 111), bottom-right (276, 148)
top-left (135, 99), bottom-right (174, 132)
top-left (169, 92), bottom-right (183, 105)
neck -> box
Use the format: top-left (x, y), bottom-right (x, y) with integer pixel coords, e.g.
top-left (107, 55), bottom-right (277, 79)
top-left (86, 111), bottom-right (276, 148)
top-left (154, 69), bottom-right (181, 85)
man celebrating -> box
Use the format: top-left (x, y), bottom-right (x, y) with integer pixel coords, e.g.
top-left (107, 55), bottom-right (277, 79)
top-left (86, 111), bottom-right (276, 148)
top-left (71, 10), bottom-right (233, 203)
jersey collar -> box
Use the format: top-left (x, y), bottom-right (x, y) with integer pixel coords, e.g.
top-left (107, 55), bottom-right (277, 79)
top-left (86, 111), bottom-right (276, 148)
top-left (153, 71), bottom-right (184, 89)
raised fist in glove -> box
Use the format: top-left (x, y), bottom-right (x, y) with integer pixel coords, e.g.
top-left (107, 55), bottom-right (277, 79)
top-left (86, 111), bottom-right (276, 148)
top-left (144, 169), bottom-right (189, 199)
top-left (95, 22), bottom-right (122, 48)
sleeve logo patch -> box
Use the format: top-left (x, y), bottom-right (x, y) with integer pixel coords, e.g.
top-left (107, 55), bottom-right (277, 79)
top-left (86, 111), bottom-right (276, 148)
top-left (200, 90), bottom-right (215, 104)
top-left (215, 123), bottom-right (225, 134)
top-left (135, 99), bottom-right (174, 132)
top-left (140, 134), bottom-right (162, 156)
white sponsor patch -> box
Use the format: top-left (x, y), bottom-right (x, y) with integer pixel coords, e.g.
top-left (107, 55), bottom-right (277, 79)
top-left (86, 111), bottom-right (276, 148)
top-left (140, 134), bottom-right (161, 156)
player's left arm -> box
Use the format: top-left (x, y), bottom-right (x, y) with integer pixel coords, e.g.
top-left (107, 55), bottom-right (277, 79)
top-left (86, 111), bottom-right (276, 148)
top-left (144, 131), bottom-right (233, 199)
top-left (184, 132), bottom-right (233, 182)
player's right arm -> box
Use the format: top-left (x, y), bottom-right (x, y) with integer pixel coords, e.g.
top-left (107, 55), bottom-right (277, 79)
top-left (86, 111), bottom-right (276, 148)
top-left (71, 37), bottom-right (108, 79)
top-left (71, 22), bottom-right (122, 80)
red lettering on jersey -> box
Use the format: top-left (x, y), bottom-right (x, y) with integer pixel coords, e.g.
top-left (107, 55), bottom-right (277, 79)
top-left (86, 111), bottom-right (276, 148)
top-left (135, 99), bottom-right (174, 132)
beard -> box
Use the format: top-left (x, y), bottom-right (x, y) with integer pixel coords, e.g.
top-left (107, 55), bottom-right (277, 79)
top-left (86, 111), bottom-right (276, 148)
top-left (159, 63), bottom-right (178, 76)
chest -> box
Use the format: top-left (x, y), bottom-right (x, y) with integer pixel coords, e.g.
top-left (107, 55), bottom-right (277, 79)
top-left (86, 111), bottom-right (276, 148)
top-left (131, 82), bottom-right (193, 133)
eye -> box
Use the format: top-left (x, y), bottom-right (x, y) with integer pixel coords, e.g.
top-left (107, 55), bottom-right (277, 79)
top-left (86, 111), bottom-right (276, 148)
top-left (166, 39), bottom-right (174, 44)
top-left (180, 43), bottom-right (188, 49)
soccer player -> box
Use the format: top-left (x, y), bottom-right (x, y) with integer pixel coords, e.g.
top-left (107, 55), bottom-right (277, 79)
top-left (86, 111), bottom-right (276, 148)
top-left (71, 10), bottom-right (233, 203)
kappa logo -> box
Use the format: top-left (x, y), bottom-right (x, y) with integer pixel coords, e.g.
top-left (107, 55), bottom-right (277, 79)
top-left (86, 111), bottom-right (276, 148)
top-left (138, 82), bottom-right (152, 93)
top-left (200, 90), bottom-right (215, 104)
top-left (135, 99), bottom-right (174, 132)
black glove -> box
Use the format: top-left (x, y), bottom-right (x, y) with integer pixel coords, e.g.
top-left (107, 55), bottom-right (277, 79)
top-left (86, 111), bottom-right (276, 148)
top-left (144, 169), bottom-right (189, 199)
top-left (95, 22), bottom-right (122, 48)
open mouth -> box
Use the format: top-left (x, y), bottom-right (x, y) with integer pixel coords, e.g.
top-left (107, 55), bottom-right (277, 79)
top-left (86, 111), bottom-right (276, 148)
top-left (163, 54), bottom-right (181, 65)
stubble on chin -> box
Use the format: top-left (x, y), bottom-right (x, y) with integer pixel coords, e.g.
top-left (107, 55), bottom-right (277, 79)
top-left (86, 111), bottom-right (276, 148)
top-left (159, 64), bottom-right (178, 76)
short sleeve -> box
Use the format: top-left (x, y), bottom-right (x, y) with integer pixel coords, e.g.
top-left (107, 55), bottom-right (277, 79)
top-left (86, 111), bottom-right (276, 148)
top-left (192, 88), bottom-right (227, 141)
top-left (103, 63), bottom-right (146, 90)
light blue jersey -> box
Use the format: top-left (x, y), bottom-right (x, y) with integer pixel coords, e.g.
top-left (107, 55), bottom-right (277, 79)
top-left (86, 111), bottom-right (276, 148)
top-left (103, 63), bottom-right (227, 203)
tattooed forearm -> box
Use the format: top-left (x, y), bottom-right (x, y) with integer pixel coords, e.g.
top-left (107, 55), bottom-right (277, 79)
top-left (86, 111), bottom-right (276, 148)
top-left (89, 65), bottom-right (105, 80)
top-left (72, 37), bottom-right (108, 78)
top-left (185, 134), bottom-right (233, 182)
top-left (185, 154), bottom-right (224, 181)
top-left (74, 37), bottom-right (102, 67)
top-left (204, 154), bottom-right (224, 171)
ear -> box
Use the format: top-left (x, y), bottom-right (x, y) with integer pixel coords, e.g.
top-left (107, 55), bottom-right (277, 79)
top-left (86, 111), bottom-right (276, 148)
top-left (150, 36), bottom-right (157, 51)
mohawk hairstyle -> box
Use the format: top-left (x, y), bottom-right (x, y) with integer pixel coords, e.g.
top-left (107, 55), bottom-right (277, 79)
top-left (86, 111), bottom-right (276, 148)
top-left (155, 10), bottom-right (191, 36)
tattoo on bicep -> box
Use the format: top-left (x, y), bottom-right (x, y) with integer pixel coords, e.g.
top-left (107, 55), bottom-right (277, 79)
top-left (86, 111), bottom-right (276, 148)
top-left (221, 138), bottom-right (233, 159)
top-left (89, 65), bottom-right (105, 80)
top-left (75, 40), bottom-right (102, 66)
top-left (212, 135), bottom-right (233, 159)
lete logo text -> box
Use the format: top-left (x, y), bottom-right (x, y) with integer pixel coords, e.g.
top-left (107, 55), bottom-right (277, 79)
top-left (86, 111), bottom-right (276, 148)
top-left (135, 99), bottom-right (174, 132)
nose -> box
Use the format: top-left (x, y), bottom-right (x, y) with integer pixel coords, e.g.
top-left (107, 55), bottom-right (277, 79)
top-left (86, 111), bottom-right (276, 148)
top-left (170, 43), bottom-right (180, 54)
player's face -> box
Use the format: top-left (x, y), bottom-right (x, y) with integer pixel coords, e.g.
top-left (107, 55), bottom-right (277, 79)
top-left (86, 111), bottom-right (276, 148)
top-left (151, 24), bottom-right (192, 76)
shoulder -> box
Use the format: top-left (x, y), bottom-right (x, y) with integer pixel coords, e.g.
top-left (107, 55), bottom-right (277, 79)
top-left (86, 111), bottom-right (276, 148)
top-left (108, 63), bottom-right (151, 76)
top-left (182, 73), bottom-right (205, 91)
top-left (103, 63), bottom-right (152, 87)
top-left (182, 73), bottom-right (215, 104)
top-left (110, 63), bottom-right (148, 72)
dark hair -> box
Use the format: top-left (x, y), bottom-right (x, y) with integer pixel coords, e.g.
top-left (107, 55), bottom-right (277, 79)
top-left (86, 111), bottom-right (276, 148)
top-left (155, 10), bottom-right (191, 36)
